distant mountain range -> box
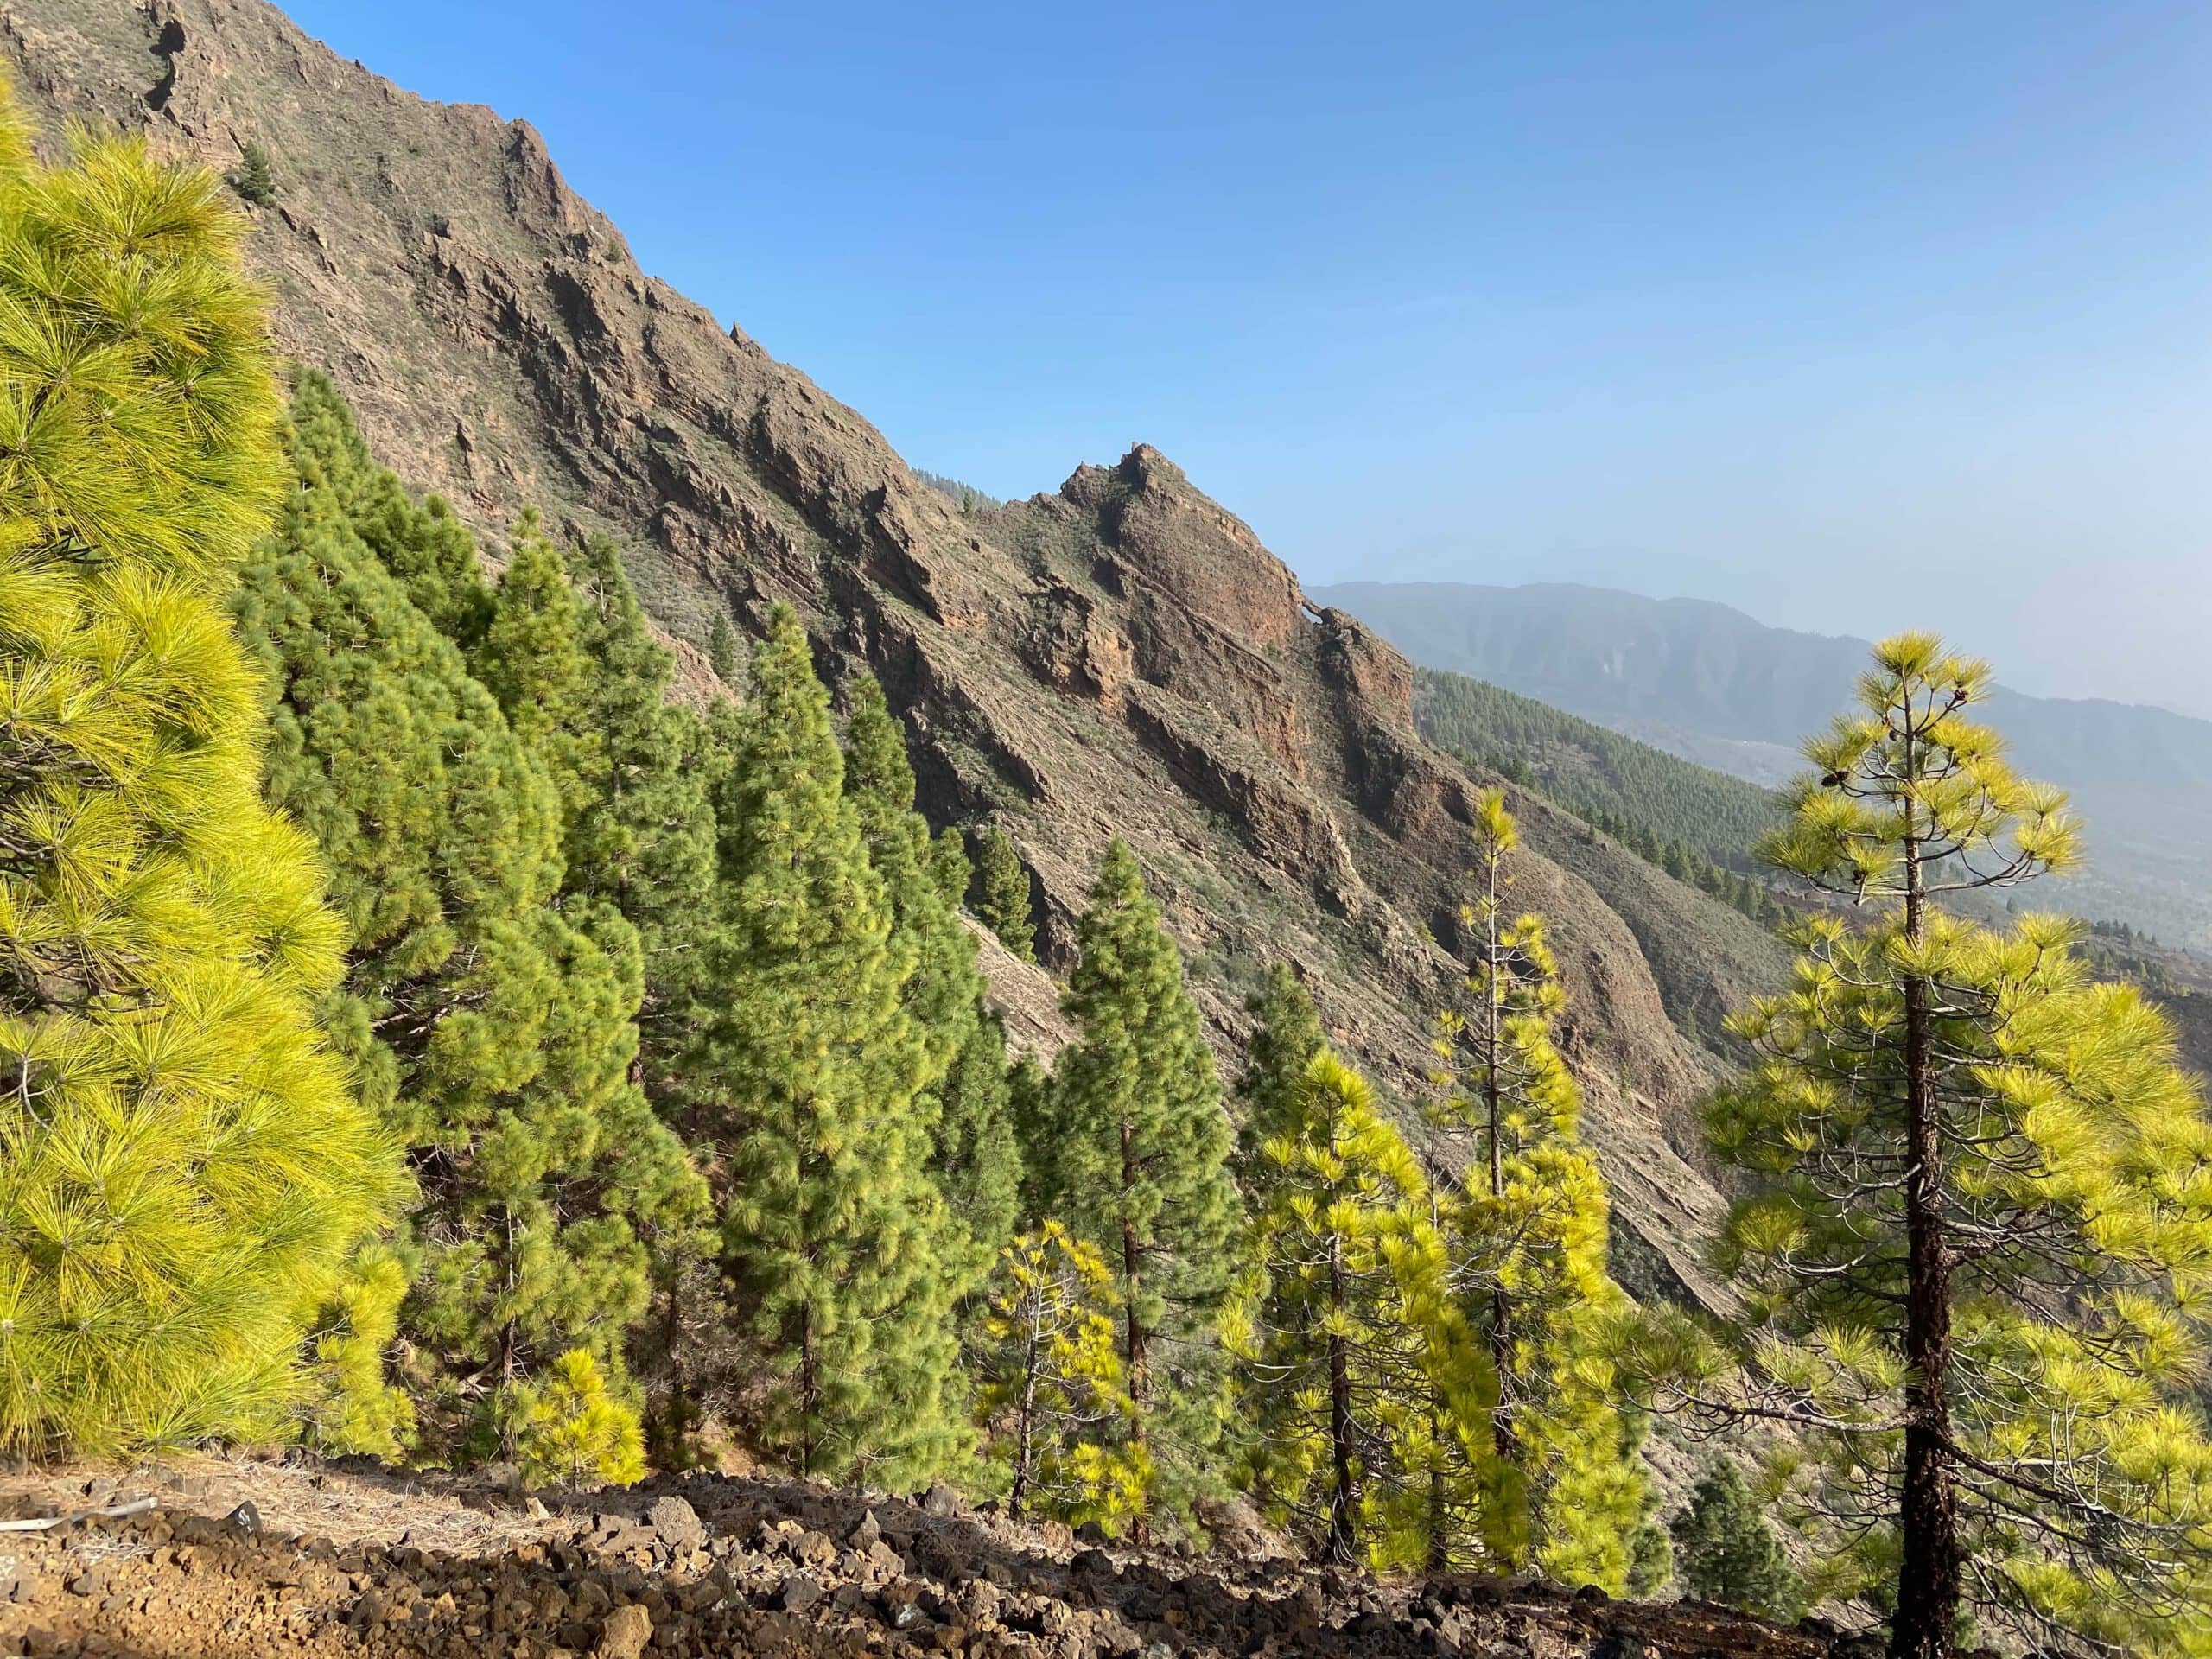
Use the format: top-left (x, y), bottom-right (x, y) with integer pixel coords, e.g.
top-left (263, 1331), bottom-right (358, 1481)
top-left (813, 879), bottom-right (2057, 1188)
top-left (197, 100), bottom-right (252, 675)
top-left (1311, 581), bottom-right (2212, 953)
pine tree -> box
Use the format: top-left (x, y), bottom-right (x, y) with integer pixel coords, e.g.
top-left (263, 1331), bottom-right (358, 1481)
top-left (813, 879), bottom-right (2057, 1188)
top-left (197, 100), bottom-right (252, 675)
top-left (230, 140), bottom-right (276, 207)
top-left (476, 512), bottom-right (600, 829)
top-left (1037, 840), bottom-right (1242, 1529)
top-left (970, 825), bottom-right (1037, 962)
top-left (1233, 962), bottom-right (1327, 1190)
top-left (512, 1348), bottom-right (647, 1492)
top-left (1670, 1459), bottom-right (1799, 1619)
top-left (1431, 789), bottom-right (1656, 1588)
top-left (1675, 634), bottom-right (2212, 1659)
top-left (469, 518), bottom-right (723, 1452)
top-left (1008, 1054), bottom-right (1058, 1224)
top-left (698, 606), bottom-right (966, 1484)
top-left (1386, 1182), bottom-right (1497, 1574)
top-left (844, 677), bottom-right (977, 1103)
top-left (707, 613), bottom-right (740, 683)
top-left (1228, 1052), bottom-right (1446, 1566)
top-left (932, 999), bottom-right (1027, 1297)
top-left (976, 1225), bottom-right (1149, 1530)
top-left (0, 105), bottom-right (397, 1453)
top-left (235, 373), bottom-right (697, 1459)
top-left (467, 519), bottom-right (723, 1096)
top-left (842, 674), bottom-right (1021, 1299)
top-left (276, 382), bottom-right (489, 650)
top-left (556, 535), bottom-right (722, 1003)
top-left (307, 1243), bottom-right (416, 1459)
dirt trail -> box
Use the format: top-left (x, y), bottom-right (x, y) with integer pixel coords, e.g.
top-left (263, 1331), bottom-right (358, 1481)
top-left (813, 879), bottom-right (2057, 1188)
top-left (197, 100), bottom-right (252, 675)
top-left (0, 1455), bottom-right (1851, 1659)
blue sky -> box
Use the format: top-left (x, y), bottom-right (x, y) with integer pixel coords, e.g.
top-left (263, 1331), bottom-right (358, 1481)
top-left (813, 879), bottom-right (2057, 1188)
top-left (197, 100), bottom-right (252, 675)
top-left (284, 2), bottom-right (2212, 715)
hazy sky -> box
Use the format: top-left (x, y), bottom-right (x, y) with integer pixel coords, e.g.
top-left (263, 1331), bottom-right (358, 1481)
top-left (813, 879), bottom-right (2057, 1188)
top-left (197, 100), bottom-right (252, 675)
top-left (285, 2), bottom-right (2212, 717)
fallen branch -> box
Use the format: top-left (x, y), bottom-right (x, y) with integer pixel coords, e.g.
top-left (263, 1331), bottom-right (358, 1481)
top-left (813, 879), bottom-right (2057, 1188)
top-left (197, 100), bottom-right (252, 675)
top-left (0, 1495), bottom-right (157, 1533)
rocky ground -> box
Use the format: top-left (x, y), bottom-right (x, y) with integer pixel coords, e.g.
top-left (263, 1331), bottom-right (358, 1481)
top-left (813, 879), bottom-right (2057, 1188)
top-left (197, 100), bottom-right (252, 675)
top-left (0, 1455), bottom-right (1855, 1659)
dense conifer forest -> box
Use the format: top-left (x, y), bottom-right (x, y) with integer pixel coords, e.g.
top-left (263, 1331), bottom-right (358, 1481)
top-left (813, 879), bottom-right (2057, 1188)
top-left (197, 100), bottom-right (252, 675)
top-left (1412, 669), bottom-right (1783, 862)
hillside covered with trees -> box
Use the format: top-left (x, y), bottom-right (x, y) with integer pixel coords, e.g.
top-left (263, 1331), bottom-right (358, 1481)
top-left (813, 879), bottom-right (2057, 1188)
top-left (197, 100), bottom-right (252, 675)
top-left (4, 15), bottom-right (2212, 1659)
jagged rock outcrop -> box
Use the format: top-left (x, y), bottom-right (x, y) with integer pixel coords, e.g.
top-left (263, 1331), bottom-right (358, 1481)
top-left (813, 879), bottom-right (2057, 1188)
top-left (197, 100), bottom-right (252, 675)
top-left (0, 0), bottom-right (1789, 1306)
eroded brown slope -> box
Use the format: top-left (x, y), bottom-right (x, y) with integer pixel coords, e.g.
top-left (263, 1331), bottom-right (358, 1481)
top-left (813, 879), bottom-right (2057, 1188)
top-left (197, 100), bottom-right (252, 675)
top-left (1, 0), bottom-right (1786, 1302)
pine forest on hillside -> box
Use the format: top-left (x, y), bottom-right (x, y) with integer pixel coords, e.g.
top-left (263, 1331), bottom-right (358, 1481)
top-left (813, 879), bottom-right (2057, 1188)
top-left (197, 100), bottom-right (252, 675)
top-left (2, 72), bottom-right (2211, 1659)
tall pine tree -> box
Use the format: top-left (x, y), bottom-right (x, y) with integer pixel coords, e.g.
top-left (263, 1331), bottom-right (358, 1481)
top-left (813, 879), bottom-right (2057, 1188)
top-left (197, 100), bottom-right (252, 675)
top-left (1233, 962), bottom-right (1327, 1190)
top-left (541, 532), bottom-right (725, 1457)
top-left (932, 1001), bottom-right (1026, 1299)
top-left (843, 679), bottom-right (977, 1099)
top-left (474, 512), bottom-right (601, 830)
top-left (1432, 789), bottom-right (1656, 1588)
top-left (969, 825), bottom-right (1037, 962)
top-left (697, 607), bottom-right (966, 1484)
top-left (0, 108), bottom-right (397, 1453)
top-left (842, 675), bottom-right (1021, 1300)
top-left (1230, 1052), bottom-right (1444, 1566)
top-left (1677, 635), bottom-right (2212, 1659)
top-left (1038, 840), bottom-right (1241, 1529)
top-left (560, 534), bottom-right (721, 980)
top-left (236, 374), bottom-right (697, 1459)
top-left (706, 613), bottom-right (740, 683)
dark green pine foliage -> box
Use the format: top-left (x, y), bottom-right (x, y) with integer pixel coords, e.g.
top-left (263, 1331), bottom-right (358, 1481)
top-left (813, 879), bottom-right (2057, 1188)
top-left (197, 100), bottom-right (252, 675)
top-left (475, 525), bottom-right (721, 1042)
top-left (283, 382), bottom-right (490, 650)
top-left (234, 373), bottom-right (695, 1457)
top-left (699, 607), bottom-right (967, 1484)
top-left (931, 1001), bottom-right (1026, 1300)
top-left (558, 536), bottom-right (722, 985)
top-left (842, 674), bottom-right (1023, 1299)
top-left (1043, 840), bottom-right (1243, 1528)
top-left (229, 140), bottom-right (276, 207)
top-left (472, 522), bottom-right (722, 1446)
top-left (1670, 1460), bottom-right (1800, 1620)
top-left (707, 612), bottom-right (740, 683)
top-left (1411, 668), bottom-right (1780, 866)
top-left (475, 513), bottom-right (601, 831)
top-left (1233, 962), bottom-right (1328, 1189)
top-left (970, 825), bottom-right (1037, 962)
top-left (1007, 1055), bottom-right (1058, 1224)
top-left (843, 678), bottom-right (977, 1102)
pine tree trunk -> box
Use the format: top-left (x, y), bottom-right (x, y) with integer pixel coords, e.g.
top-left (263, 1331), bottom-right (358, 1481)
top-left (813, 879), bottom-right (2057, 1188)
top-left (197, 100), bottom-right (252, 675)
top-left (1425, 1404), bottom-right (1448, 1573)
top-left (647, 1270), bottom-right (688, 1467)
top-left (1424, 1184), bottom-right (1451, 1573)
top-left (1119, 1114), bottom-right (1151, 1544)
top-left (799, 1303), bottom-right (818, 1478)
top-left (1010, 1301), bottom-right (1043, 1522)
top-left (1481, 862), bottom-right (1516, 1478)
top-left (1891, 783), bottom-right (1959, 1659)
top-left (1326, 1236), bottom-right (1357, 1565)
top-left (1120, 1126), bottom-right (1149, 1424)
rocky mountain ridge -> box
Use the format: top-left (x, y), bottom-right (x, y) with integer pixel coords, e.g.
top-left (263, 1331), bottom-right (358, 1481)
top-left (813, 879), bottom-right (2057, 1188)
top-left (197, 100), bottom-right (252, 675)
top-left (0, 0), bottom-right (1786, 1306)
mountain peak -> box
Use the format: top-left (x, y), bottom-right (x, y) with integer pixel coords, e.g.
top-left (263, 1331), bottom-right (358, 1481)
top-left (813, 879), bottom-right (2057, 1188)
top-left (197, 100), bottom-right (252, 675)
top-left (1117, 441), bottom-right (1185, 485)
top-left (4, 0), bottom-right (1792, 1308)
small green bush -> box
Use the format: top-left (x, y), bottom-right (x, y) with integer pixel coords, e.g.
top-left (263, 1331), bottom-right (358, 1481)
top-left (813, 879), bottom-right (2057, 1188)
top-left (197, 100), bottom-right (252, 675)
top-left (232, 140), bottom-right (277, 206)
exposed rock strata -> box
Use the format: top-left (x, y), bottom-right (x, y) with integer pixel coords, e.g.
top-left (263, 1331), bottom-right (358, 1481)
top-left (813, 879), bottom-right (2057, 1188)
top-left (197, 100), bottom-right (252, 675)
top-left (2, 0), bottom-right (1790, 1305)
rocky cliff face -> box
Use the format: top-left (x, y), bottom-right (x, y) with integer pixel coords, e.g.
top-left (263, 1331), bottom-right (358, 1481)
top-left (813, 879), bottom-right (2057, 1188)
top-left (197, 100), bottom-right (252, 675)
top-left (1, 0), bottom-right (1787, 1306)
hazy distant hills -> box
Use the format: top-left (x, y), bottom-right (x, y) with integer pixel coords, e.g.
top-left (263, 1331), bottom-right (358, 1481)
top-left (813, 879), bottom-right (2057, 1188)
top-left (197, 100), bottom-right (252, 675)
top-left (1313, 581), bottom-right (2212, 952)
